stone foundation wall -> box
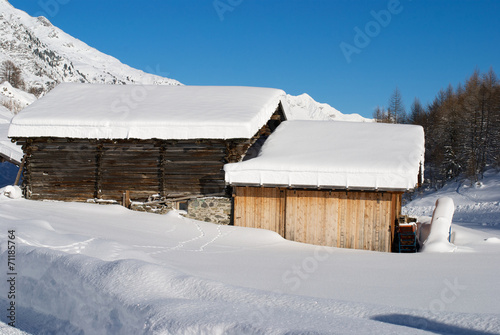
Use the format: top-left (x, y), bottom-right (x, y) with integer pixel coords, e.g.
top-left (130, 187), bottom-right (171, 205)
top-left (130, 202), bottom-right (174, 214)
top-left (127, 197), bottom-right (233, 225)
top-left (183, 197), bottom-right (233, 225)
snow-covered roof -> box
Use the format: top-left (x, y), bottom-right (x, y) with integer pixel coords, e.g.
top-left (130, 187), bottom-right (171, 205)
top-left (0, 106), bottom-right (22, 165)
top-left (8, 83), bottom-right (286, 140)
top-left (224, 120), bottom-right (425, 191)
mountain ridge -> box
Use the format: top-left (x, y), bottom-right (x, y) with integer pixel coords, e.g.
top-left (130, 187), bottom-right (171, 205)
top-left (0, 0), bottom-right (371, 123)
top-left (0, 0), bottom-right (181, 92)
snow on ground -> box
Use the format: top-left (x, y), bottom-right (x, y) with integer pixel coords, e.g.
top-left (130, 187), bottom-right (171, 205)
top-left (0, 321), bottom-right (30, 334)
top-left (404, 169), bottom-right (500, 232)
top-left (0, 182), bottom-right (499, 334)
top-left (0, 82), bottom-right (37, 112)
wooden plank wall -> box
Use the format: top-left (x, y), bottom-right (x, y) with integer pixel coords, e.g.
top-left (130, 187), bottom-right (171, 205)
top-left (24, 140), bottom-right (97, 201)
top-left (233, 187), bottom-right (285, 236)
top-left (160, 140), bottom-right (227, 199)
top-left (99, 141), bottom-right (162, 201)
top-left (233, 187), bottom-right (402, 252)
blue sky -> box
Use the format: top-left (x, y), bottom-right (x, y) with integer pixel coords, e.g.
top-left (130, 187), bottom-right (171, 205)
top-left (9, 0), bottom-right (500, 118)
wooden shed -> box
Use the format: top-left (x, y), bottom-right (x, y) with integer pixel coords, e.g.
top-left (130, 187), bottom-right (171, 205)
top-left (224, 121), bottom-right (425, 252)
top-left (8, 83), bottom-right (286, 209)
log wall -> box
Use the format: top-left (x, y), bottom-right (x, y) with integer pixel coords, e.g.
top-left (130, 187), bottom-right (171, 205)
top-left (233, 187), bottom-right (402, 252)
top-left (18, 138), bottom-right (247, 202)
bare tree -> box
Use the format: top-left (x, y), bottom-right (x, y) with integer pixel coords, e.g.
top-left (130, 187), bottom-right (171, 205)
top-left (0, 60), bottom-right (24, 89)
top-left (408, 97), bottom-right (427, 126)
top-left (421, 68), bottom-right (500, 186)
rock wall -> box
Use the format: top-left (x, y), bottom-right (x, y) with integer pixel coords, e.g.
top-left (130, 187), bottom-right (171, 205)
top-left (183, 197), bottom-right (233, 225)
top-left (128, 197), bottom-right (233, 225)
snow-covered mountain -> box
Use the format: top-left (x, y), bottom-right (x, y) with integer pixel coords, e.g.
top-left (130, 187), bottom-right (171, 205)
top-left (0, 0), bottom-right (181, 93)
top-left (285, 93), bottom-right (370, 122)
top-left (0, 81), bottom-right (36, 113)
top-left (0, 0), bottom-right (371, 122)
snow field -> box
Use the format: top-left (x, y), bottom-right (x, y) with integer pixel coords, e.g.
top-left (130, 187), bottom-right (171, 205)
top-left (404, 169), bottom-right (500, 230)
top-left (0, 193), bottom-right (499, 334)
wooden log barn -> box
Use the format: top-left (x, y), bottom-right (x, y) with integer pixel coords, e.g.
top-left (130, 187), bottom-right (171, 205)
top-left (224, 121), bottom-right (425, 252)
top-left (8, 83), bottom-right (286, 221)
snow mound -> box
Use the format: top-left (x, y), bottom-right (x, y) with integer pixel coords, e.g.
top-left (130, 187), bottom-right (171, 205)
top-left (3, 185), bottom-right (22, 199)
top-left (484, 237), bottom-right (500, 244)
top-left (421, 197), bottom-right (457, 252)
top-left (285, 93), bottom-right (372, 122)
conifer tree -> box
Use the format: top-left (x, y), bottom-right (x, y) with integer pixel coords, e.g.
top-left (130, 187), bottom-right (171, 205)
top-left (387, 87), bottom-right (406, 123)
top-left (408, 97), bottom-right (427, 126)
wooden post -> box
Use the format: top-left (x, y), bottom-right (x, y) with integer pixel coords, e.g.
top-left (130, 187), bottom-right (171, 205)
top-left (122, 190), bottom-right (131, 208)
top-left (14, 156), bottom-right (25, 186)
top-left (418, 162), bottom-right (423, 188)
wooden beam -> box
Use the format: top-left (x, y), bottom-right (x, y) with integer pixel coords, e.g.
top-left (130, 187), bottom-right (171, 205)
top-left (14, 156), bottom-right (25, 186)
